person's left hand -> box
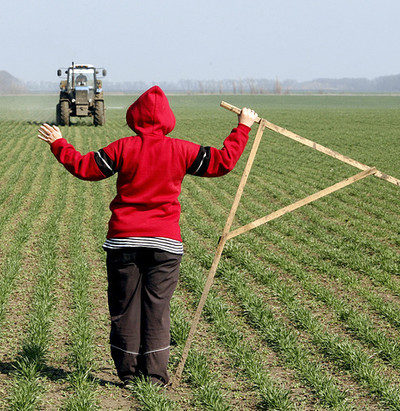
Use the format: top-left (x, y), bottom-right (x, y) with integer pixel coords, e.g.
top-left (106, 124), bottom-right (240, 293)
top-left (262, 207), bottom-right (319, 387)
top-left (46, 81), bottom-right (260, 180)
top-left (37, 123), bottom-right (63, 145)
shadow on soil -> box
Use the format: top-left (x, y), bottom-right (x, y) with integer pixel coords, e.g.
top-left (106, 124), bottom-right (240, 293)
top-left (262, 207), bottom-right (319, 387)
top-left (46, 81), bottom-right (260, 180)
top-left (27, 121), bottom-right (58, 126)
top-left (27, 121), bottom-right (96, 127)
top-left (0, 360), bottom-right (122, 388)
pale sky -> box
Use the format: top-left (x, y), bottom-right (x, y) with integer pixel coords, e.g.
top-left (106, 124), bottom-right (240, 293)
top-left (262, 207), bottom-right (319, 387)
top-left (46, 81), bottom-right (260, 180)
top-left (1, 0), bottom-right (399, 82)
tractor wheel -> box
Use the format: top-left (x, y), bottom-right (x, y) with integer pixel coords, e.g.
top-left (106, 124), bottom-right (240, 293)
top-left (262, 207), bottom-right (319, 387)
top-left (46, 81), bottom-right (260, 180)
top-left (94, 100), bottom-right (105, 126)
top-left (56, 103), bottom-right (61, 125)
top-left (60, 101), bottom-right (70, 126)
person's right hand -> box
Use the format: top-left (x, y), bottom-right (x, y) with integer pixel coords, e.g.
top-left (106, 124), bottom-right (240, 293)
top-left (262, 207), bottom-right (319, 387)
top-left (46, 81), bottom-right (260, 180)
top-left (238, 107), bottom-right (258, 128)
top-left (37, 124), bottom-right (63, 145)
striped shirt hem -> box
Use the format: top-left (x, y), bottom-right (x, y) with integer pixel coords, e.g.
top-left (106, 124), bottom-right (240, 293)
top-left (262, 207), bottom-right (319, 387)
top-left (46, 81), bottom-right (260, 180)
top-left (103, 237), bottom-right (183, 255)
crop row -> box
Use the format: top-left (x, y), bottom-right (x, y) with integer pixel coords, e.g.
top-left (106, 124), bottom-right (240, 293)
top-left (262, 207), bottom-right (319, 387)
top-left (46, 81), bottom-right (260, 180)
top-left (192, 167), bottom-right (400, 334)
top-left (177, 238), bottom-right (295, 410)
top-left (63, 131), bottom-right (100, 410)
top-left (181, 201), bottom-right (351, 408)
top-left (233, 154), bottom-right (399, 265)
top-left (0, 147), bottom-right (52, 342)
top-left (188, 164), bottom-right (400, 335)
top-left (170, 296), bottom-right (232, 410)
top-left (182, 173), bottom-right (396, 408)
top-left (8, 168), bottom-right (68, 409)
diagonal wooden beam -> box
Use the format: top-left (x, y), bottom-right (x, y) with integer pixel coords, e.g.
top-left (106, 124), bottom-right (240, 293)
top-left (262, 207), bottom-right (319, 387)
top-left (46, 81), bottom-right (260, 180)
top-left (226, 167), bottom-right (377, 241)
top-left (220, 101), bottom-right (400, 187)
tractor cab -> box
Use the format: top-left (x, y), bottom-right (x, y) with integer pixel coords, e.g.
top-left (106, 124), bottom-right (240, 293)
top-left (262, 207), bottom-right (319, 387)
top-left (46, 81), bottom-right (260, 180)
top-left (67, 66), bottom-right (96, 115)
top-left (67, 66), bottom-right (95, 92)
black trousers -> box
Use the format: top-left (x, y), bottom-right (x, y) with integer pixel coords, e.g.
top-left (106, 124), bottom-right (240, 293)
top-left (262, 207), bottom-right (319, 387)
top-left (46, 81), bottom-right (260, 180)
top-left (106, 248), bottom-right (181, 384)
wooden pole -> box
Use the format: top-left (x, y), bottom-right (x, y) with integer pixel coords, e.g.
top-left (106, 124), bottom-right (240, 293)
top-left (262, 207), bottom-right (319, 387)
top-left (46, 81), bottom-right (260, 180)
top-left (220, 101), bottom-right (400, 187)
top-left (226, 167), bottom-right (377, 241)
top-left (172, 121), bottom-right (266, 387)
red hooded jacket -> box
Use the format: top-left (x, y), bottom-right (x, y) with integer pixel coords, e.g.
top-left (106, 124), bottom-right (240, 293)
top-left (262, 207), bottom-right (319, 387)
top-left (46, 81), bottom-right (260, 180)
top-left (51, 86), bottom-right (251, 241)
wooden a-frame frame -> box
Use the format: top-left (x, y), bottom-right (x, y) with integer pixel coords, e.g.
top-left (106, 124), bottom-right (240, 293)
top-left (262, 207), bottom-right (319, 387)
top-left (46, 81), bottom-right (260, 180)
top-left (171, 101), bottom-right (400, 387)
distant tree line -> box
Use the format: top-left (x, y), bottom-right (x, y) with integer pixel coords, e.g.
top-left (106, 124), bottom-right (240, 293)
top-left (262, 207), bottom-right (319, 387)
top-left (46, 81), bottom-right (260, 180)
top-left (100, 74), bottom-right (400, 94)
top-left (28, 74), bottom-right (400, 94)
top-left (3, 70), bottom-right (400, 94)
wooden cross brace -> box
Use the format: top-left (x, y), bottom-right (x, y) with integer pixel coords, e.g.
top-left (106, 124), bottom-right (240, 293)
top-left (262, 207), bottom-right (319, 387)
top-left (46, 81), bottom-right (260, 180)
top-left (171, 101), bottom-right (399, 387)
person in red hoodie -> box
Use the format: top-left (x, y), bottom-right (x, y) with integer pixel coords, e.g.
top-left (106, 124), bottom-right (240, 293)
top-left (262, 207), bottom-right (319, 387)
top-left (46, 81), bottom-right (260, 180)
top-left (37, 86), bottom-right (257, 386)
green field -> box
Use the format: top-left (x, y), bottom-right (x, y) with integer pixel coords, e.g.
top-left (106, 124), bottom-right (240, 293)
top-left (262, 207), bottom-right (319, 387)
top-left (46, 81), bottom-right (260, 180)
top-left (0, 94), bottom-right (399, 410)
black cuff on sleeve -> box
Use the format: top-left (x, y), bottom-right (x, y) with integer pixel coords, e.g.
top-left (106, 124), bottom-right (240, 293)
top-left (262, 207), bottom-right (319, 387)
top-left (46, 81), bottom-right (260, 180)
top-left (94, 149), bottom-right (117, 177)
top-left (187, 146), bottom-right (211, 176)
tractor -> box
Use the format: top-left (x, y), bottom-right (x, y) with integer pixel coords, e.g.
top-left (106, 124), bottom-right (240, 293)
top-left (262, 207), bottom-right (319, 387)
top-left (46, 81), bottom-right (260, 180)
top-left (56, 62), bottom-right (107, 126)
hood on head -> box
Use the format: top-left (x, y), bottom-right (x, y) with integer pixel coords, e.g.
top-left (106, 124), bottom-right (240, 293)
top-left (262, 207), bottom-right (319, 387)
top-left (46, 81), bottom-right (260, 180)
top-left (126, 85), bottom-right (176, 136)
